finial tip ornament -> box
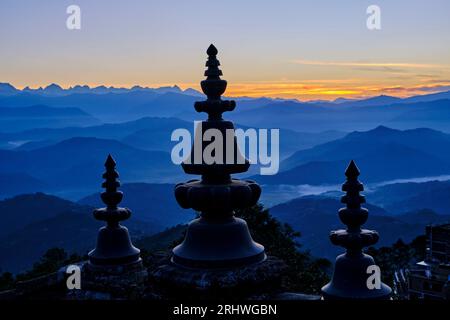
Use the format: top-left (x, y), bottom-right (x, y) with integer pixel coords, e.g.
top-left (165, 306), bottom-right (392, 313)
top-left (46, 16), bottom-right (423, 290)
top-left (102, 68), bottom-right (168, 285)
top-left (105, 154), bottom-right (116, 167)
top-left (345, 160), bottom-right (360, 178)
top-left (207, 44), bottom-right (218, 56)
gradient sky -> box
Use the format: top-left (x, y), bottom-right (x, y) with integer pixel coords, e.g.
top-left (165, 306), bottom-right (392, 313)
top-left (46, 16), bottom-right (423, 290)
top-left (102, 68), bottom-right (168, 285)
top-left (1, 0), bottom-right (450, 100)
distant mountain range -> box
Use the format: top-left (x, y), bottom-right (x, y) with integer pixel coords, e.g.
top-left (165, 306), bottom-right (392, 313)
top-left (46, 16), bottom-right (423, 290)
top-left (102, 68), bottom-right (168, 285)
top-left (252, 126), bottom-right (450, 185)
top-left (230, 99), bottom-right (450, 132)
top-left (0, 137), bottom-right (180, 200)
top-left (0, 82), bottom-right (202, 97)
top-left (0, 173), bottom-right (47, 197)
top-left (2, 82), bottom-right (450, 131)
top-left (0, 193), bottom-right (158, 273)
top-left (284, 125), bottom-right (450, 168)
top-left (333, 95), bottom-right (403, 107)
top-left (0, 116), bottom-right (344, 158)
top-left (368, 180), bottom-right (450, 215)
top-left (0, 117), bottom-right (189, 150)
top-left (269, 195), bottom-right (450, 260)
top-left (3, 124), bottom-right (450, 199)
top-left (0, 105), bottom-right (100, 132)
top-left (2, 82), bottom-right (449, 105)
top-left (0, 116), bottom-right (349, 199)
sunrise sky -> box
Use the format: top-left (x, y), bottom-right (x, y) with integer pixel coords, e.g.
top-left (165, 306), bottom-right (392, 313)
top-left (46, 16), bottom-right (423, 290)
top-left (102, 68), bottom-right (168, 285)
top-left (1, 0), bottom-right (450, 101)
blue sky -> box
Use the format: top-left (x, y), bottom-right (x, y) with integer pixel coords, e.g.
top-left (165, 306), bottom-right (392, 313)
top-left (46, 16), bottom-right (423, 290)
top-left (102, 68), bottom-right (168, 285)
top-left (1, 0), bottom-right (449, 100)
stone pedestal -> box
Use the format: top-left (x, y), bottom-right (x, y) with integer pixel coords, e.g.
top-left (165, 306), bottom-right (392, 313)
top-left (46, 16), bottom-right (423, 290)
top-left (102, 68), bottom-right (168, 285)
top-left (81, 260), bottom-right (148, 299)
top-left (151, 256), bottom-right (286, 300)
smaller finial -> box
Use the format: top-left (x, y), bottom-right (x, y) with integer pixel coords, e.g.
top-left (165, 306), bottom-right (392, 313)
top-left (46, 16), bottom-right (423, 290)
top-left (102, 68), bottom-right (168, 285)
top-left (88, 156), bottom-right (140, 267)
top-left (339, 160), bottom-right (369, 233)
top-left (322, 161), bottom-right (391, 299)
top-left (341, 160), bottom-right (365, 211)
top-left (100, 154), bottom-right (123, 210)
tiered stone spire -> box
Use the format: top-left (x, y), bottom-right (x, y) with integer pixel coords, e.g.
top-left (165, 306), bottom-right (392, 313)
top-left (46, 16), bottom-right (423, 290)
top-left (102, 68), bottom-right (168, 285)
top-left (181, 44), bottom-right (249, 178)
top-left (321, 160), bottom-right (391, 299)
top-left (172, 44), bottom-right (265, 268)
top-left (88, 154), bottom-right (140, 266)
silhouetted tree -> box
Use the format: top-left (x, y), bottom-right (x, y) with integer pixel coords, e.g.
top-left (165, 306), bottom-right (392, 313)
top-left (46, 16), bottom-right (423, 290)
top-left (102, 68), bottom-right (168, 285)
top-left (0, 248), bottom-right (83, 291)
top-left (141, 204), bottom-right (331, 294)
top-left (0, 272), bottom-right (14, 291)
top-left (236, 204), bottom-right (331, 294)
top-left (367, 235), bottom-right (426, 286)
top-left (15, 248), bottom-right (82, 282)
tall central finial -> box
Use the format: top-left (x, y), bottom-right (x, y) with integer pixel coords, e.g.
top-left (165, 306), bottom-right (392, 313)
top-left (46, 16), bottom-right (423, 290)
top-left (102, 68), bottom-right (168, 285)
top-left (172, 45), bottom-right (265, 268)
top-left (182, 45), bottom-right (249, 177)
top-left (101, 154), bottom-right (123, 211)
top-left (194, 44), bottom-right (235, 121)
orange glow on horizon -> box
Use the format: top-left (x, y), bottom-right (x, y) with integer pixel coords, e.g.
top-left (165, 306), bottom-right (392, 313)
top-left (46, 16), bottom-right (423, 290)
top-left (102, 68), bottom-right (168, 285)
top-left (10, 80), bottom-right (450, 102)
top-left (220, 81), bottom-right (450, 101)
